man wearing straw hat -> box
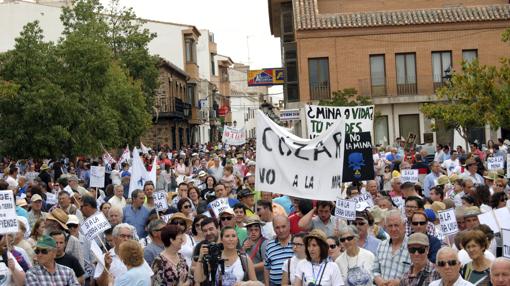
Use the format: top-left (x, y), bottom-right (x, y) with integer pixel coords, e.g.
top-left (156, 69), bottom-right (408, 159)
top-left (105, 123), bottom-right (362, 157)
top-left (45, 208), bottom-right (83, 268)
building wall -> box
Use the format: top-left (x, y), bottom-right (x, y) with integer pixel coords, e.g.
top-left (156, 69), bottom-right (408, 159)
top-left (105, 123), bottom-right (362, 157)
top-left (317, 0), bottom-right (507, 14)
top-left (296, 25), bottom-right (510, 102)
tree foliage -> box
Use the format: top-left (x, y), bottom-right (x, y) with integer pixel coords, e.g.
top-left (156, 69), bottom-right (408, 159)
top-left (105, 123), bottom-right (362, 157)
top-left (318, 88), bottom-right (373, 106)
top-left (0, 0), bottom-right (156, 158)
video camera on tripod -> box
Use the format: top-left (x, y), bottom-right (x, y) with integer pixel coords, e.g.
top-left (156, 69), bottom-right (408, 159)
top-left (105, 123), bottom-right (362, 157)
top-left (201, 242), bottom-right (225, 286)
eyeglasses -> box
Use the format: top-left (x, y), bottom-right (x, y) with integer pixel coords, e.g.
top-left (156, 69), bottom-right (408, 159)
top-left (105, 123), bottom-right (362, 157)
top-left (67, 224), bottom-right (79, 229)
top-left (411, 221), bottom-right (427, 226)
top-left (339, 236), bottom-right (355, 243)
top-left (437, 260), bottom-right (459, 267)
top-left (183, 205), bottom-right (192, 209)
top-left (329, 244), bottom-right (337, 249)
top-left (293, 242), bottom-right (304, 247)
top-left (34, 248), bottom-right (50, 255)
top-left (153, 228), bottom-right (165, 232)
top-left (220, 216), bottom-right (233, 221)
top-left (405, 205), bottom-right (418, 209)
top-left (171, 221), bottom-right (186, 226)
top-left (408, 247), bottom-right (427, 254)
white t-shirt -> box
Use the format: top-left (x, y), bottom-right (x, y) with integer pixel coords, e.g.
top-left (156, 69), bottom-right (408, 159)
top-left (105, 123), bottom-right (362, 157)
top-left (0, 252), bottom-right (23, 286)
top-left (282, 256), bottom-right (306, 285)
top-left (216, 257), bottom-right (244, 286)
top-left (261, 222), bottom-right (276, 240)
top-left (295, 260), bottom-right (344, 286)
top-left (179, 234), bottom-right (195, 267)
top-left (335, 248), bottom-right (374, 286)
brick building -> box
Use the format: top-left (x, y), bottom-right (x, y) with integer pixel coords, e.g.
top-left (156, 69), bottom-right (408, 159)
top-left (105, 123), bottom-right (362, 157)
top-left (268, 0), bottom-right (510, 147)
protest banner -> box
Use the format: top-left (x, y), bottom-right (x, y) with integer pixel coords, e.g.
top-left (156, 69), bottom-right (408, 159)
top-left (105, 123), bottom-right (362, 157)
top-left (154, 191), bottom-right (169, 212)
top-left (45, 192), bottom-right (58, 205)
top-left (401, 169), bottom-right (419, 183)
top-left (478, 211), bottom-right (500, 233)
top-left (80, 213), bottom-right (111, 240)
top-left (502, 228), bottom-right (510, 258)
top-left (305, 105), bottom-right (374, 182)
top-left (343, 132), bottom-right (374, 182)
top-left (222, 126), bottom-right (246, 146)
top-left (210, 198), bottom-right (231, 217)
top-left (0, 190), bottom-right (18, 234)
top-left (351, 193), bottom-right (374, 208)
top-left (304, 105), bottom-right (374, 138)
top-left (391, 196), bottom-right (405, 209)
top-left (335, 199), bottom-right (356, 221)
top-left (90, 166), bottom-right (105, 188)
top-left (90, 240), bottom-right (106, 266)
top-left (438, 208), bottom-right (459, 235)
top-left (256, 110), bottom-right (345, 201)
top-left (492, 207), bottom-right (510, 230)
top-left (487, 156), bottom-right (505, 170)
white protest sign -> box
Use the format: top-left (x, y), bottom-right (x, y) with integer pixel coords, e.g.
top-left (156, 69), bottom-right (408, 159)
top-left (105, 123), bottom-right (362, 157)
top-left (90, 240), bottom-right (105, 266)
top-left (153, 191), bottom-right (169, 212)
top-left (335, 199), bottom-right (356, 221)
top-left (0, 190), bottom-right (19, 234)
top-left (401, 169), bottom-right (419, 183)
top-left (438, 208), bottom-right (459, 235)
top-left (351, 193), bottom-right (374, 208)
top-left (90, 166), bottom-right (105, 188)
top-left (256, 110), bottom-right (345, 201)
top-left (222, 126), bottom-right (246, 146)
top-left (478, 211), bottom-right (500, 233)
top-left (45, 192), bottom-right (58, 205)
top-left (507, 154), bottom-right (510, 178)
top-left (304, 105), bottom-right (374, 139)
top-left (64, 185), bottom-right (74, 195)
top-left (487, 156), bottom-right (505, 170)
top-left (494, 207), bottom-right (510, 230)
top-left (391, 196), bottom-right (405, 209)
top-left (161, 214), bottom-right (172, 223)
top-left (210, 198), bottom-right (230, 217)
top-left (80, 213), bottom-right (111, 240)
top-left (502, 228), bottom-right (510, 258)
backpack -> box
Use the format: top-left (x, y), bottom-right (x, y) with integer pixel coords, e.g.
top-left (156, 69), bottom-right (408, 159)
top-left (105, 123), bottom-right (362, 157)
top-left (239, 253), bottom-right (249, 281)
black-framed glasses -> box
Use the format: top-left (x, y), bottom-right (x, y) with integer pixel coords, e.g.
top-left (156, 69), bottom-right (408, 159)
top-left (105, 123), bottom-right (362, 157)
top-left (183, 205), bottom-right (192, 209)
top-left (171, 221), bottom-right (186, 226)
top-left (411, 221), bottom-right (427, 226)
top-left (437, 260), bottom-right (458, 267)
top-left (408, 247), bottom-right (427, 254)
top-left (339, 236), bottom-right (355, 243)
top-left (220, 216), bottom-right (233, 221)
top-left (293, 242), bottom-right (304, 247)
top-left (67, 224), bottom-right (79, 229)
top-left (35, 248), bottom-right (50, 255)
top-left (329, 244), bottom-right (337, 249)
top-left (405, 205), bottom-right (418, 209)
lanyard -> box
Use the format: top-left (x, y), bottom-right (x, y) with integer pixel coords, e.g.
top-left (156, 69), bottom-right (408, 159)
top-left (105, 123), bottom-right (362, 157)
top-left (311, 261), bottom-right (325, 284)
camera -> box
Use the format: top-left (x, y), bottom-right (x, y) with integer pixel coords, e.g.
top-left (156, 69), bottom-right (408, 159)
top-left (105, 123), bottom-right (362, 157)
top-left (203, 242), bottom-right (223, 263)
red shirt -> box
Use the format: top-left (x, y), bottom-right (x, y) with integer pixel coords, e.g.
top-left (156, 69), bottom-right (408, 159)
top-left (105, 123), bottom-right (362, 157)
top-left (289, 213), bottom-right (304, 235)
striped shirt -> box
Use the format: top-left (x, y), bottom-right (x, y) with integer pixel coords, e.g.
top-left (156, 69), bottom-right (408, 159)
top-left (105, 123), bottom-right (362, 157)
top-left (373, 238), bottom-right (411, 280)
top-left (263, 238), bottom-right (294, 285)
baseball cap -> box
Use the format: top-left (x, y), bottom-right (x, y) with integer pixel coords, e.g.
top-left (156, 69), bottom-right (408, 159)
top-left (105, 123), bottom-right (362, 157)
top-left (408, 233), bottom-right (429, 246)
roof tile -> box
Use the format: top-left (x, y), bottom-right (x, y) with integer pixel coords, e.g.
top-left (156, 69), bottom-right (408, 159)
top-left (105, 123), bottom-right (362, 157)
top-left (294, 0), bottom-right (510, 30)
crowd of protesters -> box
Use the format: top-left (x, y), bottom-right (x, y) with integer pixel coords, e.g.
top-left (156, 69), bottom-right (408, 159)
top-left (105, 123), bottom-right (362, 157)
top-left (0, 137), bottom-right (510, 286)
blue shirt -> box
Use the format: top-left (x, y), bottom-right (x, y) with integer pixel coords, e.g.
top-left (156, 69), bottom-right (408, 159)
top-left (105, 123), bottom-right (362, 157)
top-left (123, 205), bottom-right (150, 238)
top-left (16, 206), bottom-right (29, 220)
top-left (263, 239), bottom-right (294, 285)
top-left (423, 172), bottom-right (440, 197)
top-left (363, 235), bottom-right (381, 256)
top-left (114, 265), bottom-right (151, 286)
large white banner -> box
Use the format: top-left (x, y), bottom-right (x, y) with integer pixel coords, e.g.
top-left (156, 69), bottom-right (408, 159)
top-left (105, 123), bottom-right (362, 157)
top-left (305, 105), bottom-right (374, 139)
top-left (256, 110), bottom-right (345, 201)
top-left (222, 126), bottom-right (246, 146)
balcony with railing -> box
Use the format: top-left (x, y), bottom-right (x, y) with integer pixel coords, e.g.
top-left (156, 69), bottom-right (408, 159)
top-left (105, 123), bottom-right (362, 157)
top-left (309, 81), bottom-right (330, 100)
top-left (396, 83), bottom-right (417, 95)
top-left (155, 96), bottom-right (187, 119)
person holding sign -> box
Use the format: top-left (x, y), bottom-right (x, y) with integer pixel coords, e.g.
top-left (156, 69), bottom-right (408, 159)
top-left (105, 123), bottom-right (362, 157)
top-left (298, 201), bottom-right (338, 237)
top-left (0, 234), bottom-right (25, 286)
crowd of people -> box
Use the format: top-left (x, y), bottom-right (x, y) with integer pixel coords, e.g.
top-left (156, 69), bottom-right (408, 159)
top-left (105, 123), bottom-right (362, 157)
top-left (0, 138), bottom-right (510, 286)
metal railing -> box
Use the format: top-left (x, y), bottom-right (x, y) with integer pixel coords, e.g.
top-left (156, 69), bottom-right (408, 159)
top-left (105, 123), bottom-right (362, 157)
top-left (396, 83), bottom-right (417, 95)
top-left (309, 82), bottom-right (330, 100)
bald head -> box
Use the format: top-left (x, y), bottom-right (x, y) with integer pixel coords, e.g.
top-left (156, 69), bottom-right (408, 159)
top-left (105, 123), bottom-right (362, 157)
top-left (273, 215), bottom-right (290, 241)
top-left (491, 257), bottom-right (510, 286)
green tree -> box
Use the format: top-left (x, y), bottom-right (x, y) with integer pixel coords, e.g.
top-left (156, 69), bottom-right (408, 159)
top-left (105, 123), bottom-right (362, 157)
top-left (319, 88), bottom-right (373, 106)
top-left (0, 0), bottom-right (153, 158)
top-left (420, 60), bottom-right (500, 150)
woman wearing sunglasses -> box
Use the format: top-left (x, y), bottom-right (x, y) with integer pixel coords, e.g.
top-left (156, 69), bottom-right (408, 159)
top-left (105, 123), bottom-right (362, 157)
top-left (168, 212), bottom-right (194, 267)
top-left (335, 225), bottom-right (374, 286)
top-left (460, 230), bottom-right (492, 286)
